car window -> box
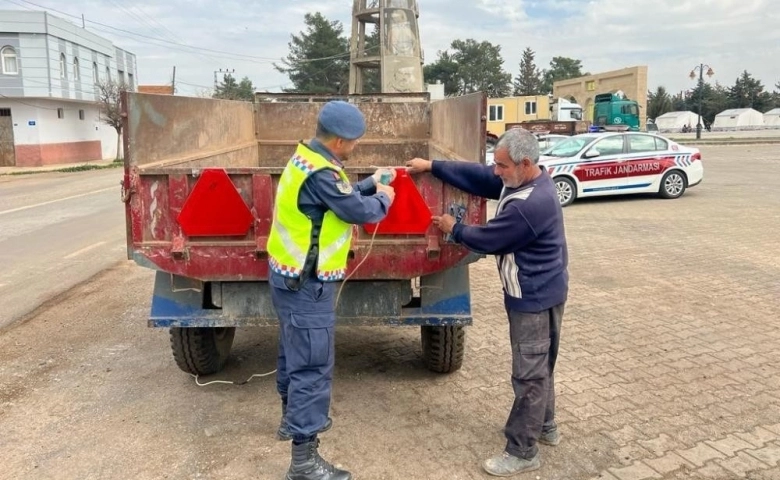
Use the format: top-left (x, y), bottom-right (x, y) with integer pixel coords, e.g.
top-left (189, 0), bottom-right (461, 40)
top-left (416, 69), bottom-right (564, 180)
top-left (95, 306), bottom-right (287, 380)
top-left (628, 135), bottom-right (657, 153)
top-left (548, 137), bottom-right (566, 148)
top-left (654, 137), bottom-right (668, 151)
top-left (544, 136), bottom-right (594, 157)
top-left (590, 136), bottom-right (624, 156)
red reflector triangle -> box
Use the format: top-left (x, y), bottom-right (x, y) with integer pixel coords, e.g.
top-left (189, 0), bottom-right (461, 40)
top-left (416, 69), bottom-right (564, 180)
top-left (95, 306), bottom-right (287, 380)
top-left (177, 169), bottom-right (254, 237)
top-left (364, 168), bottom-right (432, 235)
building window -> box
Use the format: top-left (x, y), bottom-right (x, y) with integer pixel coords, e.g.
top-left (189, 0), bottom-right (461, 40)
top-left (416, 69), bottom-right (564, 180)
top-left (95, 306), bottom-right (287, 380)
top-left (57, 108), bottom-right (64, 119)
top-left (525, 101), bottom-right (537, 115)
top-left (73, 57), bottom-right (80, 80)
top-left (79, 109), bottom-right (85, 120)
top-left (60, 53), bottom-right (66, 79)
top-left (1, 46), bottom-right (19, 75)
top-left (0, 108), bottom-right (11, 117)
top-left (488, 105), bottom-right (504, 122)
top-left (127, 72), bottom-right (134, 90)
top-left (105, 66), bottom-right (111, 82)
top-left (117, 69), bottom-right (124, 84)
top-left (93, 62), bottom-right (98, 84)
top-left (586, 80), bottom-right (596, 91)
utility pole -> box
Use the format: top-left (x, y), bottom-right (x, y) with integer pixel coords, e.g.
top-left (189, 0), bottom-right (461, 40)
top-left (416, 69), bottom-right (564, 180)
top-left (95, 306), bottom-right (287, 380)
top-left (171, 66), bottom-right (176, 95)
top-left (214, 68), bottom-right (235, 89)
top-left (82, 14), bottom-right (85, 28)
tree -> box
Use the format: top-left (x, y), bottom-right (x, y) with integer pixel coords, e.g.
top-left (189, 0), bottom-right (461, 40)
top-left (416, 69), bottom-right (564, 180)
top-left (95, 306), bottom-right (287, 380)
top-left (728, 70), bottom-right (767, 111)
top-left (688, 81), bottom-right (729, 125)
top-left (423, 39), bottom-right (511, 97)
top-left (647, 86), bottom-right (673, 120)
top-left (540, 57), bottom-right (588, 94)
top-left (773, 81), bottom-right (780, 110)
top-left (97, 80), bottom-right (128, 160)
top-left (274, 12), bottom-right (350, 94)
top-left (423, 51), bottom-right (460, 96)
top-left (213, 74), bottom-right (255, 101)
top-left (513, 47), bottom-right (542, 96)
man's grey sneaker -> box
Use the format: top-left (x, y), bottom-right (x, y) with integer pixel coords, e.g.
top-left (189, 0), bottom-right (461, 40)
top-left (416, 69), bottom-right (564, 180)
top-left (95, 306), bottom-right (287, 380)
top-left (539, 429), bottom-right (560, 446)
top-left (277, 417), bottom-right (333, 441)
top-left (482, 452), bottom-right (540, 477)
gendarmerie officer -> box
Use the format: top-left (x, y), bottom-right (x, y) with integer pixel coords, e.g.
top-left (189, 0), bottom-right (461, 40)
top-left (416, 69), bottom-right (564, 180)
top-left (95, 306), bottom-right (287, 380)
top-left (267, 100), bottom-right (395, 480)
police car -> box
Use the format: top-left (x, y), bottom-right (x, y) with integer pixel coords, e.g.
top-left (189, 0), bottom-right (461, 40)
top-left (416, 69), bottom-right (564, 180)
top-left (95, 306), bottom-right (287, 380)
top-left (540, 132), bottom-right (703, 207)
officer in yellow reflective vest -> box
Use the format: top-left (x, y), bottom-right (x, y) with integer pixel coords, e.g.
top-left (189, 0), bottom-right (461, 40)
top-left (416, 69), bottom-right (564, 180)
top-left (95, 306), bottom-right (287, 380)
top-left (268, 100), bottom-right (395, 480)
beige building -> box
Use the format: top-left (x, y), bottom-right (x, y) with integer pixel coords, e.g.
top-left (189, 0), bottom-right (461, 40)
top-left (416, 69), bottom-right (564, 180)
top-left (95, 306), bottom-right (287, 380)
top-left (553, 66), bottom-right (648, 129)
top-left (486, 95), bottom-right (552, 134)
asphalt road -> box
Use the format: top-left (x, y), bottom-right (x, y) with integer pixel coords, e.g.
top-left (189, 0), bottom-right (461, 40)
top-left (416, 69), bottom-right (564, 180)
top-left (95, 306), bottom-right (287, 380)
top-left (0, 168), bottom-right (126, 330)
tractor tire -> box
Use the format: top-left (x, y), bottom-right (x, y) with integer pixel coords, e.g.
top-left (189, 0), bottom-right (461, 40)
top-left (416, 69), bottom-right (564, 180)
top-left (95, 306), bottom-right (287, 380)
top-left (169, 327), bottom-right (235, 375)
top-left (421, 325), bottom-right (465, 373)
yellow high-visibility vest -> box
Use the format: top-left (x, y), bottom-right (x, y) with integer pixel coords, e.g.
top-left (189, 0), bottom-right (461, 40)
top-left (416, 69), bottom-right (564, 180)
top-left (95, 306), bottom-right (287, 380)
top-left (267, 143), bottom-right (353, 281)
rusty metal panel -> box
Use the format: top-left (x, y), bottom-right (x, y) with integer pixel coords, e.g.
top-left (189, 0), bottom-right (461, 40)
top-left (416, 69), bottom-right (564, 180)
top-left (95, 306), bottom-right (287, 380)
top-left (430, 92), bottom-right (487, 162)
top-left (255, 94), bottom-right (430, 144)
top-left (126, 93), bottom-right (488, 283)
top-left (257, 141), bottom-right (428, 168)
top-left (123, 93), bottom-right (257, 168)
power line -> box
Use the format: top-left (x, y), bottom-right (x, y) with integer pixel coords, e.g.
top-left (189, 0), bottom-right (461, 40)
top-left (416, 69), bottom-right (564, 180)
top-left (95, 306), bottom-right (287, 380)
top-left (12, 0), bottom-right (356, 65)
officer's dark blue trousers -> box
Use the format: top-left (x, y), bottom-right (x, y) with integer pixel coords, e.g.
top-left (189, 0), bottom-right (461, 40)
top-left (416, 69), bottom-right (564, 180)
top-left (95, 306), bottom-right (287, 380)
top-left (270, 271), bottom-right (336, 443)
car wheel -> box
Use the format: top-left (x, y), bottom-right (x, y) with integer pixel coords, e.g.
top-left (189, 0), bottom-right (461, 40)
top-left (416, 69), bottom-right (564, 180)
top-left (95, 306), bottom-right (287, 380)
top-left (659, 170), bottom-right (687, 199)
top-left (554, 177), bottom-right (576, 207)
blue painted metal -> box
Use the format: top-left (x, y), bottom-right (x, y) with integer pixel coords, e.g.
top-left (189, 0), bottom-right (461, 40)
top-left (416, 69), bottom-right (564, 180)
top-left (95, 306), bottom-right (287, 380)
top-left (149, 266), bottom-right (474, 328)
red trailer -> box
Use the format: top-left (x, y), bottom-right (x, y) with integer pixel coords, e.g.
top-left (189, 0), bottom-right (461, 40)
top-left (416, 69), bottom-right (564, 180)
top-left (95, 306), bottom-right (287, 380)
top-left (121, 92), bottom-right (488, 375)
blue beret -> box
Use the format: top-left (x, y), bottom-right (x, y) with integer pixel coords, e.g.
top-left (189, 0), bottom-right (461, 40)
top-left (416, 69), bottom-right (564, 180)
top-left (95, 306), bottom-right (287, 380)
top-left (317, 101), bottom-right (366, 140)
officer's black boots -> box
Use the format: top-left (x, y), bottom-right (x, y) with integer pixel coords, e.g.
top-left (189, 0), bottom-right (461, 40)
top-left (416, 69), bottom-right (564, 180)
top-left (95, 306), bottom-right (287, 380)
top-left (285, 439), bottom-right (352, 480)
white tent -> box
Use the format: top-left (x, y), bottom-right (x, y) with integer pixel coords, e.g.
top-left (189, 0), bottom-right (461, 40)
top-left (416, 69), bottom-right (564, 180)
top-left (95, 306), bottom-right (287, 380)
top-left (712, 108), bottom-right (764, 131)
top-left (764, 108), bottom-right (780, 128)
top-left (653, 111), bottom-right (701, 132)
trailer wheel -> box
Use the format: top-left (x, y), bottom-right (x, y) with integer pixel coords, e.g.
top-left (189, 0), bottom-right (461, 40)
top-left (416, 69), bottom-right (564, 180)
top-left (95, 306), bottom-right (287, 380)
top-left (169, 327), bottom-right (236, 375)
top-left (421, 326), bottom-right (465, 373)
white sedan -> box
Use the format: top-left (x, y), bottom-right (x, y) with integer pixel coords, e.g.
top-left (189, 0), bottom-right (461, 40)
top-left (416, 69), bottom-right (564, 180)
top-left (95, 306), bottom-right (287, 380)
top-left (539, 132), bottom-right (703, 207)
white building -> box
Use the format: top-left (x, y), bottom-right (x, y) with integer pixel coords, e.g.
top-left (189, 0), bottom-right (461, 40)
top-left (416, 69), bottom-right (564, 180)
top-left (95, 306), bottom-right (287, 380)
top-left (0, 10), bottom-right (137, 167)
top-left (712, 108), bottom-right (764, 131)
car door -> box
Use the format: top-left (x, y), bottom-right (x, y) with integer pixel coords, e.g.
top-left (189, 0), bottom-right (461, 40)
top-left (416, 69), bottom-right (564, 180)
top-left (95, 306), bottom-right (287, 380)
top-left (573, 135), bottom-right (627, 196)
top-left (624, 134), bottom-right (672, 192)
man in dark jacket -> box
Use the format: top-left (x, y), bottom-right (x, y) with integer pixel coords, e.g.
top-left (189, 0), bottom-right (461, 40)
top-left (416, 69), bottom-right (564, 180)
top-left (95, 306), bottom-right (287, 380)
top-left (406, 127), bottom-right (568, 476)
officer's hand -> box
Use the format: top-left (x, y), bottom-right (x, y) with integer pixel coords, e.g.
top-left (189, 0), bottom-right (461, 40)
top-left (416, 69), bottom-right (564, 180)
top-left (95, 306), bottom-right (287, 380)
top-left (376, 183), bottom-right (395, 204)
top-left (432, 214), bottom-right (456, 234)
top-left (371, 168), bottom-right (396, 186)
top-left (405, 158), bottom-right (432, 174)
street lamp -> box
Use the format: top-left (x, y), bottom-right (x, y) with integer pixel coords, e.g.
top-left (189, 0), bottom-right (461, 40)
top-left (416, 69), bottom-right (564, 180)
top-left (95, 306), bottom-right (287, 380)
top-left (689, 64), bottom-right (714, 139)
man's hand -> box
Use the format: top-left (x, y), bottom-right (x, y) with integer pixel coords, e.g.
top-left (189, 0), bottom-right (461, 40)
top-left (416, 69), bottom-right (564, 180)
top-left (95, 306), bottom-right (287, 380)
top-left (371, 168), bottom-right (396, 186)
top-left (432, 214), bottom-right (456, 234)
top-left (376, 183), bottom-right (395, 204)
top-left (405, 158), bottom-right (432, 174)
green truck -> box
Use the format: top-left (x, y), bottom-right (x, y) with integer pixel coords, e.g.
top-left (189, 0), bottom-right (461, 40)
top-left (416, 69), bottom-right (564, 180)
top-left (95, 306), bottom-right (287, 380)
top-left (592, 91), bottom-right (640, 131)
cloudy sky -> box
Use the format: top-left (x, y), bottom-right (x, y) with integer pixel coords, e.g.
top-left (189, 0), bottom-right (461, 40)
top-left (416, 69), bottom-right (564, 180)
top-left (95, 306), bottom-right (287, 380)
top-left (3, 0), bottom-right (779, 97)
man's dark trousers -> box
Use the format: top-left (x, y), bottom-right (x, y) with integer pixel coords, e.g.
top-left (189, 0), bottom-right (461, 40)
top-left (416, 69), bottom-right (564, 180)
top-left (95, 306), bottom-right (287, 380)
top-left (271, 271), bottom-right (336, 442)
top-left (504, 303), bottom-right (565, 459)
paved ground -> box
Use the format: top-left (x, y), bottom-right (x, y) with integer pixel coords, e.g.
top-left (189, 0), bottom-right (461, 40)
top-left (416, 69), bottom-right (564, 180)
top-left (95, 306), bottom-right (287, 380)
top-left (1, 144), bottom-right (779, 480)
top-left (0, 168), bottom-right (125, 329)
